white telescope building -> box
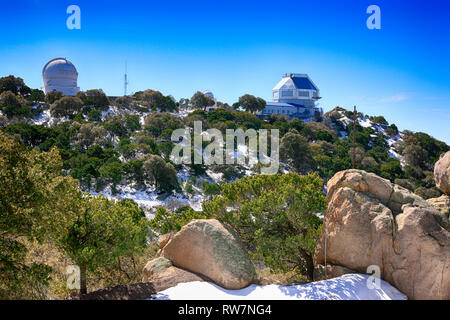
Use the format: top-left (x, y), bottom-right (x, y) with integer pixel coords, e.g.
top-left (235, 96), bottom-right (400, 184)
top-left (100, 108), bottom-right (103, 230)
top-left (259, 73), bottom-right (322, 119)
top-left (42, 58), bottom-right (80, 96)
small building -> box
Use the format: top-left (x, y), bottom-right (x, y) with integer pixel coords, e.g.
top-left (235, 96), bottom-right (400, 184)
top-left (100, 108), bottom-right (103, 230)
top-left (42, 58), bottom-right (80, 96)
top-left (259, 73), bottom-right (322, 119)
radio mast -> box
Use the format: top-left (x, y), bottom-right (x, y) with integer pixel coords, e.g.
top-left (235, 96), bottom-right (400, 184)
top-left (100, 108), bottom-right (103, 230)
top-left (124, 61), bottom-right (129, 96)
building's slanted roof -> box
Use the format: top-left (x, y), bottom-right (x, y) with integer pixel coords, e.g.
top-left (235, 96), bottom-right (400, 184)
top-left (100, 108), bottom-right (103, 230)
top-left (272, 74), bottom-right (318, 91)
top-left (291, 76), bottom-right (317, 90)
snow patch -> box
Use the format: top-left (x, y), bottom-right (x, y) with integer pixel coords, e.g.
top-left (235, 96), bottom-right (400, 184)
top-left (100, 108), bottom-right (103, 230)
top-left (150, 274), bottom-right (407, 300)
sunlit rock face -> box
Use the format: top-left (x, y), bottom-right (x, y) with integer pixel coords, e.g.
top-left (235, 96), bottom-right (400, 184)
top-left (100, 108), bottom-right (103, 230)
top-left (42, 58), bottom-right (80, 96)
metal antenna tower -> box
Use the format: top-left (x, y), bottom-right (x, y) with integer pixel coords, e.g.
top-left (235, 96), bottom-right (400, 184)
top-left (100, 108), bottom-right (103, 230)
top-left (124, 61), bottom-right (129, 96)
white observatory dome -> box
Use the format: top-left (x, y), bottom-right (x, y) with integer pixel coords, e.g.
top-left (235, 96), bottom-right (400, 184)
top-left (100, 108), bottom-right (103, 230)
top-left (42, 58), bottom-right (80, 96)
top-left (202, 90), bottom-right (215, 100)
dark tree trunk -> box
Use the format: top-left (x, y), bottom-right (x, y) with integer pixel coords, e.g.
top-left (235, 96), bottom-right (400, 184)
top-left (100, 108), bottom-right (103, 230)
top-left (304, 254), bottom-right (314, 281)
top-left (298, 249), bottom-right (315, 281)
top-left (80, 264), bottom-right (87, 295)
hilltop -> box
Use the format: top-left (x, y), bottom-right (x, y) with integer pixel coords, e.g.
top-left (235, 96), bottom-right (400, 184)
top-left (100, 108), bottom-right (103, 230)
top-left (1, 76), bottom-right (448, 216)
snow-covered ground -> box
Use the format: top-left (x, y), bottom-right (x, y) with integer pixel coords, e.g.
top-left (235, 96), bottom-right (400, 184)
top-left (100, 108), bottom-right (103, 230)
top-left (92, 184), bottom-right (206, 218)
top-left (358, 117), bottom-right (373, 128)
top-left (150, 274), bottom-right (407, 300)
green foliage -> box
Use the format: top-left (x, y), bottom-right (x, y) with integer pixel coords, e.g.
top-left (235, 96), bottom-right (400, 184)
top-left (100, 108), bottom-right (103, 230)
top-left (413, 132), bottom-right (449, 164)
top-left (184, 182), bottom-right (195, 195)
top-left (399, 131), bottom-right (449, 170)
top-left (211, 164), bottom-right (244, 181)
top-left (379, 159), bottom-right (403, 180)
top-left (2, 122), bottom-right (58, 147)
top-left (149, 206), bottom-right (209, 235)
top-left (142, 154), bottom-right (178, 192)
top-left (280, 129), bottom-right (316, 173)
top-left (315, 130), bottom-right (334, 142)
top-left (117, 138), bottom-right (135, 158)
top-left (207, 108), bottom-right (234, 124)
top-left (28, 89), bottom-right (45, 102)
top-left (0, 90), bottom-right (31, 118)
top-left (403, 144), bottom-right (428, 168)
top-left (99, 160), bottom-right (124, 193)
top-left (0, 75), bottom-right (31, 95)
top-left (73, 123), bottom-right (107, 150)
top-left (54, 194), bottom-right (148, 293)
top-left (136, 90), bottom-right (177, 112)
top-left (45, 91), bottom-right (63, 104)
top-left (79, 89), bottom-right (110, 110)
top-left (0, 131), bottom-right (78, 298)
top-left (203, 173), bottom-right (326, 279)
top-left (123, 159), bottom-right (144, 186)
top-left (238, 94), bottom-right (266, 113)
top-left (125, 114), bottom-right (141, 132)
top-left (203, 182), bottom-right (222, 197)
top-left (87, 109), bottom-right (102, 122)
top-left (232, 111), bottom-right (263, 130)
top-left (386, 123), bottom-right (398, 136)
top-left (50, 96), bottom-right (83, 118)
top-left (144, 112), bottom-right (183, 138)
top-left (190, 91), bottom-right (215, 110)
top-left (372, 116), bottom-right (388, 126)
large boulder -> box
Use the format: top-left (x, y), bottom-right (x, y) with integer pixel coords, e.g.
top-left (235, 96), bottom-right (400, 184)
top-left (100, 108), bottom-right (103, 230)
top-left (160, 219), bottom-right (256, 289)
top-left (434, 151), bottom-right (450, 194)
top-left (314, 169), bottom-right (450, 300)
top-left (142, 257), bottom-right (205, 291)
top-left (326, 169), bottom-right (428, 214)
top-left (143, 257), bottom-right (173, 280)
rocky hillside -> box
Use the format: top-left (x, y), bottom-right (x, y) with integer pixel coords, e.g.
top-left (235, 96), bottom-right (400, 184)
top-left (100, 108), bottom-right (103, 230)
top-left (2, 79), bottom-right (448, 220)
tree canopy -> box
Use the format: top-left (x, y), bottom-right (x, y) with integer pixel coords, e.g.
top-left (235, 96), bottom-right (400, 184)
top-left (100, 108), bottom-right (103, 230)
top-left (203, 172), bottom-right (326, 279)
top-left (190, 91), bottom-right (215, 110)
top-left (238, 94), bottom-right (266, 113)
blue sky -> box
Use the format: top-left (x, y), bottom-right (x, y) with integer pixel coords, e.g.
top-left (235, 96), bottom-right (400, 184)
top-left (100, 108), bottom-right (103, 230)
top-left (1, 0), bottom-right (449, 143)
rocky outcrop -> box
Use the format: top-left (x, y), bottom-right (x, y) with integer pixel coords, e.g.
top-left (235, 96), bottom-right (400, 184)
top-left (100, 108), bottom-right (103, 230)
top-left (143, 257), bottom-right (173, 280)
top-left (427, 194), bottom-right (450, 218)
top-left (142, 257), bottom-right (204, 284)
top-left (159, 219), bottom-right (256, 290)
top-left (434, 151), bottom-right (450, 194)
top-left (326, 169), bottom-right (428, 214)
top-left (159, 232), bottom-right (174, 249)
top-left (314, 169), bottom-right (450, 300)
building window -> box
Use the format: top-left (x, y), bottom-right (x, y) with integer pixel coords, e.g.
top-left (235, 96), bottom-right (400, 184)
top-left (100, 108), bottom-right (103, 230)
top-left (297, 90), bottom-right (310, 97)
top-left (281, 89), bottom-right (293, 97)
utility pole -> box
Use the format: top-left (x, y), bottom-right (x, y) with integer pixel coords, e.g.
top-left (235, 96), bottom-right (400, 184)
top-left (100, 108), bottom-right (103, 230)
top-left (352, 105), bottom-right (356, 169)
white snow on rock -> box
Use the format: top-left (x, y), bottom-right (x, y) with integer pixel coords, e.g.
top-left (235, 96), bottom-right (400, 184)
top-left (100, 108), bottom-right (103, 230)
top-left (358, 117), bottom-right (373, 128)
top-left (150, 274), bottom-right (407, 300)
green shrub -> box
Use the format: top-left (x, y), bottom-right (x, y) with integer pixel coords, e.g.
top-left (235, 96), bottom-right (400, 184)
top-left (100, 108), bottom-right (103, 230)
top-left (203, 172), bottom-right (326, 280)
top-left (149, 206), bottom-right (208, 235)
top-left (50, 96), bottom-right (83, 118)
top-left (0, 91), bottom-right (31, 118)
